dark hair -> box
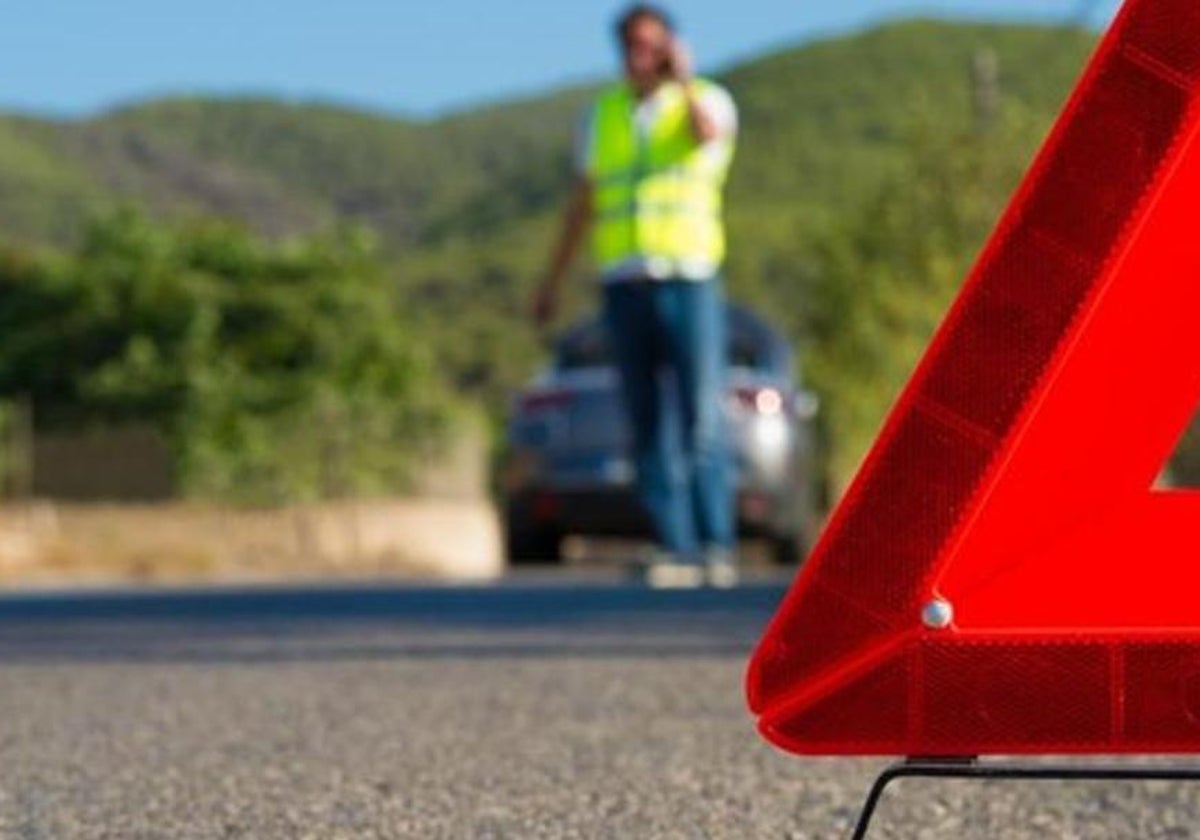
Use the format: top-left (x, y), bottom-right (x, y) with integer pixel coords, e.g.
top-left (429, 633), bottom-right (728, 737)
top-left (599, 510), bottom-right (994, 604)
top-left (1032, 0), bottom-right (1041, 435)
top-left (614, 4), bottom-right (676, 45)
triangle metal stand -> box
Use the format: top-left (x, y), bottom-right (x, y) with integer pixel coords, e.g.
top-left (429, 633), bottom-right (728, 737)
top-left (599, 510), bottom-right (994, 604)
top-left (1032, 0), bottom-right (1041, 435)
top-left (851, 756), bottom-right (1200, 839)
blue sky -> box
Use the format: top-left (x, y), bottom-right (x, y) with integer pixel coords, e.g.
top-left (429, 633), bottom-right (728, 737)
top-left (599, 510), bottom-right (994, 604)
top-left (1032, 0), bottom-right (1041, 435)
top-left (0, 0), bottom-right (1122, 118)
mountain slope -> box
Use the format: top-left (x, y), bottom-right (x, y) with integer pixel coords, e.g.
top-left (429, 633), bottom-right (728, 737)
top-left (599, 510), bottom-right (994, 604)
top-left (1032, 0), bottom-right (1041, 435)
top-left (0, 20), bottom-right (1095, 251)
top-left (0, 20), bottom-right (1104, 483)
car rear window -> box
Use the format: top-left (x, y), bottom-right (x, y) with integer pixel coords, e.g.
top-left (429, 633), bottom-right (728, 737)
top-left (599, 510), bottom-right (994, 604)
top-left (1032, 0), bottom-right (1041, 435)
top-left (557, 326), bottom-right (612, 370)
top-left (557, 323), bottom-right (773, 371)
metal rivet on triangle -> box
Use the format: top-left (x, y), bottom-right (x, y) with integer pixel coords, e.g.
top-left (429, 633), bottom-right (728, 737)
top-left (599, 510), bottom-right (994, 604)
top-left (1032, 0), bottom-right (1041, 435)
top-left (922, 599), bottom-right (954, 630)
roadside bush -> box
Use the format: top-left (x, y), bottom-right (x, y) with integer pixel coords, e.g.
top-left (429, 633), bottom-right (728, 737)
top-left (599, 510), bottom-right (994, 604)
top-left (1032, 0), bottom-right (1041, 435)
top-left (0, 210), bottom-right (453, 503)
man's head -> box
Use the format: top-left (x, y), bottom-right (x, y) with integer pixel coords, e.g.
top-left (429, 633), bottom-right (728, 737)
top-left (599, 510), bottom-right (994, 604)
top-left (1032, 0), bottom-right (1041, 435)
top-left (614, 4), bottom-right (676, 93)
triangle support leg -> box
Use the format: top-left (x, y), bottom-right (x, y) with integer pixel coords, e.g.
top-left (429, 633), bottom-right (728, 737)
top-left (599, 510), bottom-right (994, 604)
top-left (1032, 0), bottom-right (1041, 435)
top-left (849, 757), bottom-right (1200, 839)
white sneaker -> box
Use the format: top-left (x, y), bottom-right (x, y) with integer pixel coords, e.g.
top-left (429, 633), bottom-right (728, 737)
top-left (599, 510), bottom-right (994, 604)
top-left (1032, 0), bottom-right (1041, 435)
top-left (641, 560), bottom-right (705, 589)
top-left (705, 562), bottom-right (739, 589)
top-left (703, 547), bottom-right (740, 589)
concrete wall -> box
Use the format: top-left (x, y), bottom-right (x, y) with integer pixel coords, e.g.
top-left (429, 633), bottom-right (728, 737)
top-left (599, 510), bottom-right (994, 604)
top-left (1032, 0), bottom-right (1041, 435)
top-left (0, 499), bottom-right (501, 586)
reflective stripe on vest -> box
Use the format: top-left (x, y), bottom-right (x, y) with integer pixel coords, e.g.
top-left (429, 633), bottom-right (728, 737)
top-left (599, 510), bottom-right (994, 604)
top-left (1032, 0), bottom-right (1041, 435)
top-left (586, 80), bottom-right (733, 273)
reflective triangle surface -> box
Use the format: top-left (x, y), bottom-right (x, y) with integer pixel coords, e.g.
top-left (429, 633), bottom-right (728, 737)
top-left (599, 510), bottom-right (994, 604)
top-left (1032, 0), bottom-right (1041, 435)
top-left (748, 0), bottom-right (1200, 756)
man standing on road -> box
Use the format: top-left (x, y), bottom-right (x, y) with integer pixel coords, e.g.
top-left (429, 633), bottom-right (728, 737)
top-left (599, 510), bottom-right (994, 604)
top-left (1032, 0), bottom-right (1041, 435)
top-left (532, 4), bottom-right (739, 586)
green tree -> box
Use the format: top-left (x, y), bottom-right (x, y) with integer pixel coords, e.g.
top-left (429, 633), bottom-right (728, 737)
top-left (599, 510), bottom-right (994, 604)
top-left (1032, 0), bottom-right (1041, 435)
top-left (801, 106), bottom-right (1046, 489)
top-left (0, 210), bottom-right (454, 503)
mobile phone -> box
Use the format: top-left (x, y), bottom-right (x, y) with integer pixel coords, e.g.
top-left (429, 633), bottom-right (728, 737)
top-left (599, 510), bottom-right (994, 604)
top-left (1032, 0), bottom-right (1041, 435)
top-left (659, 36), bottom-right (677, 78)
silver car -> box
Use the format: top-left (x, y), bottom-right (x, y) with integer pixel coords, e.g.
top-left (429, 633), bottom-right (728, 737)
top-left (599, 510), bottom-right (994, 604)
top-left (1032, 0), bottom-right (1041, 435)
top-left (502, 304), bottom-right (820, 565)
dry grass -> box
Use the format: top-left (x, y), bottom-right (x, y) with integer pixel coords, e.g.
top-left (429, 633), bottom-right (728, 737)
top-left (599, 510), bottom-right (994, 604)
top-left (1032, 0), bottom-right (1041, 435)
top-left (0, 499), bottom-right (502, 588)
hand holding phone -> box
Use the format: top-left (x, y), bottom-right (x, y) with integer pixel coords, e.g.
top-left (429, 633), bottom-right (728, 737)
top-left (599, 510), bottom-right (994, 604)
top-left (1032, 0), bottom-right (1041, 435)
top-left (662, 36), bottom-right (693, 83)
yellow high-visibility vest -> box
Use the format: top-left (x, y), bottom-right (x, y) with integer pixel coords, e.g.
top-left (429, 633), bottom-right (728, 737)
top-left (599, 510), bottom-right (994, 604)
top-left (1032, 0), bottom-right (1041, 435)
top-left (585, 79), bottom-right (734, 274)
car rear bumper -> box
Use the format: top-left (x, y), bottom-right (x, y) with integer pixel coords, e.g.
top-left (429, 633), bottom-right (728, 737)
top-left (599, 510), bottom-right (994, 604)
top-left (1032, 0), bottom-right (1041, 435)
top-left (506, 485), bottom-right (792, 539)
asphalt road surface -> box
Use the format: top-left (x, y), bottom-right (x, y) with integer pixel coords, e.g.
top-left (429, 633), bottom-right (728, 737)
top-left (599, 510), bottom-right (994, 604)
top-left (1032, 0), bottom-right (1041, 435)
top-left (0, 573), bottom-right (1196, 839)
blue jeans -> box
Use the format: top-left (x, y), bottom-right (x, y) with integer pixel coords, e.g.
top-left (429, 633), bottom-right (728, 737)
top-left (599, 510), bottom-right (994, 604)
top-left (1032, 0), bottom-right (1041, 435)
top-left (602, 278), bottom-right (734, 561)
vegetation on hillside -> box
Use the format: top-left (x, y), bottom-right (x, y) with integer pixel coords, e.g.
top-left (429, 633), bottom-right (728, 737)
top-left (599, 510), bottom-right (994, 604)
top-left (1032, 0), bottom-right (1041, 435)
top-left (0, 212), bottom-right (451, 502)
top-left (3, 19), bottom-right (1143, 499)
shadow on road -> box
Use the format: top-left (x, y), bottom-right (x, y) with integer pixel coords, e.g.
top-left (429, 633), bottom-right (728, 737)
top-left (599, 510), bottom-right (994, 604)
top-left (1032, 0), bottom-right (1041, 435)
top-left (0, 581), bottom-right (789, 666)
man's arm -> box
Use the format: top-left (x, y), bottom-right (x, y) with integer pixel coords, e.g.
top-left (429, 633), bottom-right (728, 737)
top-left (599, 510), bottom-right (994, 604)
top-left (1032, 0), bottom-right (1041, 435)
top-left (532, 177), bottom-right (593, 328)
top-left (666, 38), bottom-right (723, 145)
top-left (682, 85), bottom-right (722, 145)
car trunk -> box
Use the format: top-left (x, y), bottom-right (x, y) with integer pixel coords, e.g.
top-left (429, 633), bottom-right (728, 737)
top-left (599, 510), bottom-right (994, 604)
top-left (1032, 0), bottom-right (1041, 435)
top-left (544, 366), bottom-right (785, 480)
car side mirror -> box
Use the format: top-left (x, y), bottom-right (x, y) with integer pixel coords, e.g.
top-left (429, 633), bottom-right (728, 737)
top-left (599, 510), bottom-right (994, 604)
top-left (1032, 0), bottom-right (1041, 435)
top-left (793, 390), bottom-right (820, 420)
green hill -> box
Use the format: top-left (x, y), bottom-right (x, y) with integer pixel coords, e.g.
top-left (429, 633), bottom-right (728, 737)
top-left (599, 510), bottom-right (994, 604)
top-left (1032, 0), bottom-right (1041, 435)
top-left (0, 19), bottom-right (1103, 489)
top-left (0, 87), bottom-right (594, 250)
top-left (0, 21), bottom-right (1093, 251)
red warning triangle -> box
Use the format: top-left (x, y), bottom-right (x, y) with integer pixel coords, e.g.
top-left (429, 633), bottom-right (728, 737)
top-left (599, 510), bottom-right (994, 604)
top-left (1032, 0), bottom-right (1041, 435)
top-left (748, 0), bottom-right (1200, 756)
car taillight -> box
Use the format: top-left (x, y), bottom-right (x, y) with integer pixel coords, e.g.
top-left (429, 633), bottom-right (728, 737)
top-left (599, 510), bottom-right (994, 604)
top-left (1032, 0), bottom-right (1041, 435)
top-left (532, 492), bottom-right (559, 522)
top-left (730, 386), bottom-right (785, 416)
top-left (518, 389), bottom-right (574, 414)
